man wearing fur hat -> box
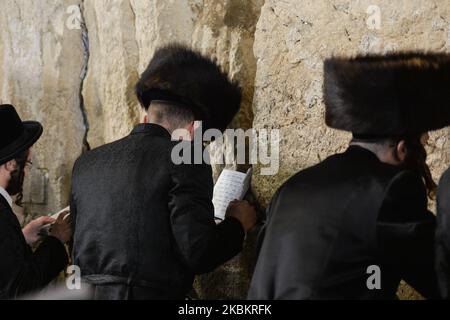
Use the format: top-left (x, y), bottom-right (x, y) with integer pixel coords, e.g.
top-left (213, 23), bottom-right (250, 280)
top-left (0, 104), bottom-right (71, 299)
top-left (249, 53), bottom-right (450, 299)
top-left (70, 44), bottom-right (257, 299)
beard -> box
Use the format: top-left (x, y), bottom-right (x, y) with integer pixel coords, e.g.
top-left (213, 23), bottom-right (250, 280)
top-left (6, 165), bottom-right (25, 206)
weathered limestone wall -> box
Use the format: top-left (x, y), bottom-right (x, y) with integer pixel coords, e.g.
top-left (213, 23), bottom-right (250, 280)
top-left (1, 0), bottom-right (449, 299)
top-left (190, 0), bottom-right (264, 299)
top-left (0, 0), bottom-right (86, 221)
top-left (252, 0), bottom-right (450, 207)
top-left (82, 0), bottom-right (206, 148)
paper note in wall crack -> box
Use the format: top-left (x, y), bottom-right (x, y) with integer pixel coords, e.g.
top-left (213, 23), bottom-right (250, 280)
top-left (213, 168), bottom-right (252, 220)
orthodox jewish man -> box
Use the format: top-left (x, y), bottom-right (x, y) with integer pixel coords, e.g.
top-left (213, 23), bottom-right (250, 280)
top-left (0, 104), bottom-right (71, 299)
top-left (248, 53), bottom-right (450, 299)
top-left (71, 44), bottom-right (257, 300)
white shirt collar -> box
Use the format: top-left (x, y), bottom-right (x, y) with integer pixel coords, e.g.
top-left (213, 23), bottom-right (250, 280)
top-left (0, 187), bottom-right (13, 207)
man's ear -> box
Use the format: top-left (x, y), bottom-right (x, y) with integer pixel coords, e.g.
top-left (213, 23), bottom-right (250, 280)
top-left (142, 113), bottom-right (149, 124)
top-left (396, 140), bottom-right (407, 162)
top-left (187, 121), bottom-right (195, 140)
top-left (420, 132), bottom-right (429, 146)
top-left (0, 160), bottom-right (16, 177)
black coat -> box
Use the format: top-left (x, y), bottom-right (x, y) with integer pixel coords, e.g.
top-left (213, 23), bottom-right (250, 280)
top-left (0, 195), bottom-right (68, 299)
top-left (71, 123), bottom-right (245, 300)
top-left (248, 146), bottom-right (439, 300)
top-left (437, 167), bottom-right (450, 299)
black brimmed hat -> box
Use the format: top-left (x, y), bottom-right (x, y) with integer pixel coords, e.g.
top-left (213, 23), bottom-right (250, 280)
top-left (0, 104), bottom-right (43, 165)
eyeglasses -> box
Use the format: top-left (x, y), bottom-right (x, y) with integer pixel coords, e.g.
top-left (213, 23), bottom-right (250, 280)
top-left (13, 159), bottom-right (33, 169)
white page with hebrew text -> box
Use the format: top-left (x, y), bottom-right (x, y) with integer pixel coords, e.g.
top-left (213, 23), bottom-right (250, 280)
top-left (213, 168), bottom-right (252, 220)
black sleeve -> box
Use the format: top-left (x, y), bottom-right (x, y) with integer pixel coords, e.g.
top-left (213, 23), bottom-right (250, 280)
top-left (436, 168), bottom-right (450, 299)
top-left (69, 187), bottom-right (77, 256)
top-left (69, 159), bottom-right (81, 256)
top-left (377, 170), bottom-right (440, 299)
top-left (0, 221), bottom-right (68, 299)
top-left (168, 150), bottom-right (245, 274)
top-left (69, 159), bottom-right (79, 234)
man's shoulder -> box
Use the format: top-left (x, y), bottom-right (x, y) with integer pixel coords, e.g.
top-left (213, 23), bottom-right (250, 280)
top-left (385, 170), bottom-right (426, 197)
top-left (439, 167), bottom-right (450, 191)
top-left (74, 134), bottom-right (175, 169)
top-left (282, 148), bottom-right (400, 188)
top-left (379, 169), bottom-right (430, 222)
top-left (73, 140), bottom-right (117, 173)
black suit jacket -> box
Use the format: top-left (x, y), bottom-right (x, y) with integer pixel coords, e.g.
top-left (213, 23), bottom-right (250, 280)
top-left (248, 146), bottom-right (439, 299)
top-left (437, 167), bottom-right (450, 299)
top-left (0, 195), bottom-right (68, 299)
top-left (71, 123), bottom-right (245, 299)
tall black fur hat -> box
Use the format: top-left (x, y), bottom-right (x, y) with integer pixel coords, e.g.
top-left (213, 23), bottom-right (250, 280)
top-left (324, 52), bottom-right (450, 137)
top-left (135, 43), bottom-right (242, 132)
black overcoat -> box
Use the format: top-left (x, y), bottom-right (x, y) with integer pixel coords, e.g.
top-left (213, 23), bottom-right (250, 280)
top-left (71, 123), bottom-right (244, 300)
top-left (437, 167), bottom-right (450, 299)
top-left (0, 195), bottom-right (68, 299)
top-left (248, 146), bottom-right (439, 299)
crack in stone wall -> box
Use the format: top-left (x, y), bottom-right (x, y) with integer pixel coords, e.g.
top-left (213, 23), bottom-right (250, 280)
top-left (79, 0), bottom-right (90, 152)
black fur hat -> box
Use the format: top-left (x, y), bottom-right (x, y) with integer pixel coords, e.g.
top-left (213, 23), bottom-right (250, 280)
top-left (136, 43), bottom-right (242, 132)
top-left (324, 52), bottom-right (450, 136)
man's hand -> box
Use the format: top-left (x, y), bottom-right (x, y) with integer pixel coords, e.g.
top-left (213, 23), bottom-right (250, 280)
top-left (49, 211), bottom-right (72, 244)
top-left (225, 200), bottom-right (257, 232)
top-left (22, 216), bottom-right (55, 246)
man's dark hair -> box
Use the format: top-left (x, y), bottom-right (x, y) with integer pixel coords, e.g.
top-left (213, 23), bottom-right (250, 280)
top-left (6, 149), bottom-right (29, 207)
top-left (149, 101), bottom-right (195, 132)
top-left (394, 135), bottom-right (436, 199)
top-left (355, 134), bottom-right (436, 199)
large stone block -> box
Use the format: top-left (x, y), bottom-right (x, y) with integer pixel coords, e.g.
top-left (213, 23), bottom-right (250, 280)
top-left (82, 0), bottom-right (142, 148)
top-left (0, 0), bottom-right (86, 217)
top-left (190, 0), bottom-right (265, 299)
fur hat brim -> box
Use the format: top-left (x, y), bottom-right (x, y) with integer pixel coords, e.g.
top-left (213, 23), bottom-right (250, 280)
top-left (324, 52), bottom-right (450, 136)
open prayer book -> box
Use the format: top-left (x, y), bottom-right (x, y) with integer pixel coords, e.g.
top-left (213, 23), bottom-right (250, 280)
top-left (213, 168), bottom-right (252, 220)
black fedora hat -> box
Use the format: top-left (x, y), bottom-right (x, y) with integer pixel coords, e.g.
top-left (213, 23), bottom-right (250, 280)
top-left (0, 104), bottom-right (43, 165)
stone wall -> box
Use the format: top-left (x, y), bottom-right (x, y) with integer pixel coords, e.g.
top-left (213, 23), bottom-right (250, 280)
top-left (252, 0), bottom-right (450, 207)
top-left (1, 0), bottom-right (449, 299)
top-left (0, 0), bottom-right (86, 221)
